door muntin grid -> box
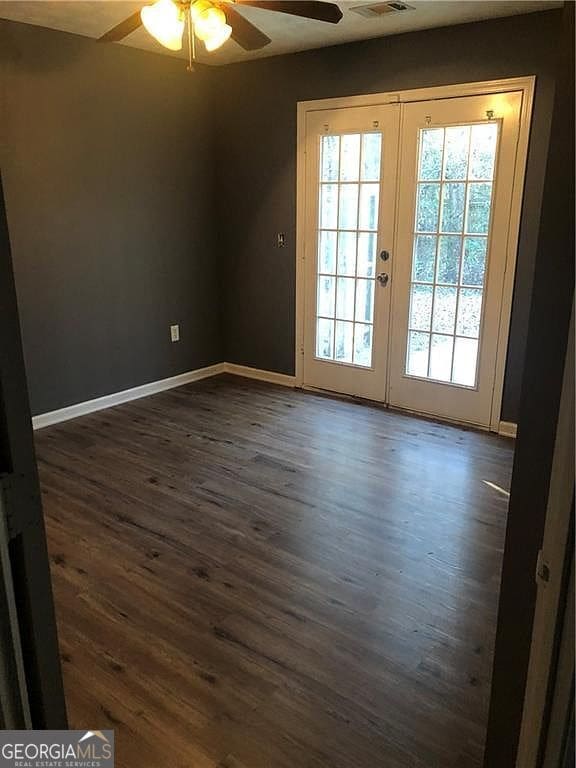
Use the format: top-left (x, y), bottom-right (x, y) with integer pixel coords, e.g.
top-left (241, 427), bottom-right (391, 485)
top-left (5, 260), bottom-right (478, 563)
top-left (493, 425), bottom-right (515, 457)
top-left (315, 132), bottom-right (382, 368)
top-left (405, 122), bottom-right (499, 388)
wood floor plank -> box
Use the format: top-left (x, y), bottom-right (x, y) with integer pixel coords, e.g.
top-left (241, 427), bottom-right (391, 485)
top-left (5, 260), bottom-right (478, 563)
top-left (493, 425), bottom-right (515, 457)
top-left (35, 375), bottom-right (513, 768)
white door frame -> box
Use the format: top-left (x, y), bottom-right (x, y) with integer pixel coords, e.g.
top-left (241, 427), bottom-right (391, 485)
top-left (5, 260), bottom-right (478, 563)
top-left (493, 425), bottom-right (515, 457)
top-left (295, 77), bottom-right (535, 433)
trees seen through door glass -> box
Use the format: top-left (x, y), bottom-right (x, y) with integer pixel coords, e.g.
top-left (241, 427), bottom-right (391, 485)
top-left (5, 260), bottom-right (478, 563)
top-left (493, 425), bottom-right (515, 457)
top-left (406, 122), bottom-right (498, 386)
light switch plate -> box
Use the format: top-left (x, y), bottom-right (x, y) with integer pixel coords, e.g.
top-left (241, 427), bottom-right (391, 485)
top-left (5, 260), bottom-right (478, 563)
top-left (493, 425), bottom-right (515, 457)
top-left (170, 324), bottom-right (180, 342)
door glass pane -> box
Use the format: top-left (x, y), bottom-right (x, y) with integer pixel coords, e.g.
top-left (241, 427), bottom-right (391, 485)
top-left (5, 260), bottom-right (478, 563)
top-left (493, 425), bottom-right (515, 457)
top-left (337, 232), bottom-right (356, 276)
top-left (405, 122), bottom-right (498, 387)
top-left (358, 184), bottom-right (379, 230)
top-left (466, 182), bottom-right (492, 234)
top-left (462, 237), bottom-right (487, 286)
top-left (357, 232), bottom-right (376, 277)
top-left (456, 288), bottom-right (482, 337)
top-left (443, 126), bottom-right (470, 180)
top-left (412, 235), bottom-right (436, 282)
top-left (469, 124), bottom-right (497, 180)
top-left (416, 183), bottom-right (440, 232)
top-left (317, 276), bottom-right (335, 318)
top-left (335, 321), bottom-right (353, 362)
top-left (355, 279), bottom-right (374, 323)
top-left (440, 183), bottom-right (465, 233)
top-left (321, 135), bottom-right (339, 181)
top-left (452, 337), bottom-right (478, 386)
top-left (419, 128), bottom-right (443, 181)
top-left (319, 230), bottom-right (337, 274)
top-left (409, 284), bottom-right (433, 331)
top-left (336, 277), bottom-right (355, 321)
top-left (314, 132), bottom-right (382, 368)
top-left (320, 184), bottom-right (338, 229)
top-left (436, 235), bottom-right (461, 284)
top-left (429, 334), bottom-right (454, 382)
top-left (338, 184), bottom-right (358, 230)
top-left (407, 331), bottom-right (430, 377)
top-left (316, 318), bottom-right (334, 359)
top-left (362, 133), bottom-right (382, 181)
top-left (340, 134), bottom-right (361, 182)
top-left (354, 323), bottom-right (373, 366)
top-left (432, 286), bottom-right (457, 334)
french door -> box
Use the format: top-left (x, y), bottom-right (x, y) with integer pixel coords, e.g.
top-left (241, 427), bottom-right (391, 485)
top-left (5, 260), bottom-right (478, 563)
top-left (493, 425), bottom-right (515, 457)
top-left (302, 90), bottom-right (524, 428)
top-left (302, 104), bottom-right (400, 401)
top-left (388, 93), bottom-right (522, 426)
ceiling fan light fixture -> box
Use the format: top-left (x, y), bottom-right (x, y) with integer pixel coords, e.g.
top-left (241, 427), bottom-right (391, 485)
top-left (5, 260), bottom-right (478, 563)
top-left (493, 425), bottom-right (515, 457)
top-left (190, 0), bottom-right (212, 23)
top-left (141, 0), bottom-right (185, 51)
top-left (203, 22), bottom-right (232, 51)
top-left (100, 0), bottom-right (343, 59)
top-left (193, 4), bottom-right (228, 41)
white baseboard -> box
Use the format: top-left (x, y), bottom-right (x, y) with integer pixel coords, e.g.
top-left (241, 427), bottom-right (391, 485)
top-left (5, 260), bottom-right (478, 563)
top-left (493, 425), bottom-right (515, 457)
top-left (31, 361), bottom-right (512, 435)
top-left (498, 421), bottom-right (518, 438)
top-left (32, 363), bottom-right (225, 430)
top-left (31, 361), bottom-right (297, 430)
top-left (223, 363), bottom-right (297, 387)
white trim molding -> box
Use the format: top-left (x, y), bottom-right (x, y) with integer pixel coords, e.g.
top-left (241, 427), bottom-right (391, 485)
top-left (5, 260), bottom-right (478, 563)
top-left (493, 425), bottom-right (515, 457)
top-left (223, 363), bottom-right (297, 387)
top-left (32, 363), bottom-right (225, 430)
top-left (31, 359), bottom-right (511, 434)
top-left (295, 77), bottom-right (536, 115)
top-left (498, 421), bottom-right (518, 439)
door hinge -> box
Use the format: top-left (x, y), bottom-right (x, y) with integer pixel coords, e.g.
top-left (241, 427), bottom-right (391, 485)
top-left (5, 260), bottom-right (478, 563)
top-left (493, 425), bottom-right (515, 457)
top-left (536, 549), bottom-right (551, 586)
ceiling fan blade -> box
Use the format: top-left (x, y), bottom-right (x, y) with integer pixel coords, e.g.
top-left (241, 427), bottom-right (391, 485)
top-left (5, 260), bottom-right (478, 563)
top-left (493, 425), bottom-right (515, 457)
top-left (224, 5), bottom-right (272, 50)
top-left (236, 1), bottom-right (343, 24)
top-left (99, 11), bottom-right (143, 43)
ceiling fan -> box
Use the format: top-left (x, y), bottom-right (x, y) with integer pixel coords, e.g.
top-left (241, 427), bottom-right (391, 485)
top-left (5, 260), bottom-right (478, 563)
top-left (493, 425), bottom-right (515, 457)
top-left (99, 0), bottom-right (344, 56)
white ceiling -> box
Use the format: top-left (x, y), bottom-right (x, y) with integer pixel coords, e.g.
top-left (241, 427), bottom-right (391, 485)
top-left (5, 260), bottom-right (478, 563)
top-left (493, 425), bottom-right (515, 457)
top-left (0, 0), bottom-right (562, 66)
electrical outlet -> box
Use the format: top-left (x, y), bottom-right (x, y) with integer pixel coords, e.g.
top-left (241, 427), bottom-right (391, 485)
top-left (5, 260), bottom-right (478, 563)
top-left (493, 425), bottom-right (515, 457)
top-left (170, 324), bottom-right (180, 343)
top-left (277, 233), bottom-right (286, 248)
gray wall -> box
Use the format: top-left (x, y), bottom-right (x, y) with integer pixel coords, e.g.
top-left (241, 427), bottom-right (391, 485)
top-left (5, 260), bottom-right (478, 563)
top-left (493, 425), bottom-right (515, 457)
top-left (0, 11), bottom-right (562, 422)
top-left (214, 9), bottom-right (561, 422)
top-left (1, 20), bottom-right (221, 416)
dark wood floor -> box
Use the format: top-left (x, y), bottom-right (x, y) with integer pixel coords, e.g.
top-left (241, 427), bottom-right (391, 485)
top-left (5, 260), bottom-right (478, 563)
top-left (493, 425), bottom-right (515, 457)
top-left (35, 375), bottom-right (514, 768)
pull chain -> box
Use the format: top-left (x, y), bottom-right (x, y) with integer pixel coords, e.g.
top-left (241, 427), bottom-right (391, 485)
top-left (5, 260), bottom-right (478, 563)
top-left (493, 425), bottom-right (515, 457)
top-left (187, 8), bottom-right (195, 73)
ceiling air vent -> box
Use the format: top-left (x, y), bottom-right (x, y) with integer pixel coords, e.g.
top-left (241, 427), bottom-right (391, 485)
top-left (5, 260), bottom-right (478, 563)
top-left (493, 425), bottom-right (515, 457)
top-left (351, 2), bottom-right (415, 18)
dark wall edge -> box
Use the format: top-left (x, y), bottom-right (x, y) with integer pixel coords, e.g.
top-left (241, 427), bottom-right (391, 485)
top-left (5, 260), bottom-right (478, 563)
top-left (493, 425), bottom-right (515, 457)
top-left (484, 3), bottom-right (575, 765)
top-left (0, 173), bottom-right (67, 727)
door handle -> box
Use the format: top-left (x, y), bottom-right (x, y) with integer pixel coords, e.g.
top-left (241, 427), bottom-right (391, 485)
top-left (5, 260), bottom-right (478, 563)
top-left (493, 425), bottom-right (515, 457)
top-left (376, 272), bottom-right (389, 287)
